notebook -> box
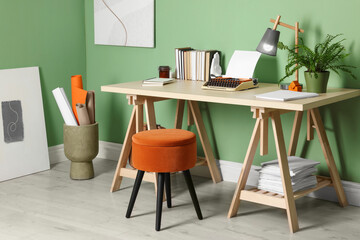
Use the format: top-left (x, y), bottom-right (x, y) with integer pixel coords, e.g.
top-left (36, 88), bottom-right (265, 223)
top-left (255, 90), bottom-right (319, 101)
top-left (142, 77), bottom-right (175, 86)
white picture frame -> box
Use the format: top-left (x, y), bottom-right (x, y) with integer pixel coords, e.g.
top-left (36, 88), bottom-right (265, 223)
top-left (94, 0), bottom-right (154, 48)
top-left (0, 67), bottom-right (50, 182)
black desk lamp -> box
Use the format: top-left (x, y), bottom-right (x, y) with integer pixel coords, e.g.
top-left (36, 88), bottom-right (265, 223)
top-left (256, 15), bottom-right (304, 92)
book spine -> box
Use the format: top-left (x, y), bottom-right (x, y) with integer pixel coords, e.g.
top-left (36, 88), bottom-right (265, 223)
top-left (175, 49), bottom-right (179, 79)
top-left (186, 51), bottom-right (189, 80)
top-left (205, 52), bottom-right (210, 82)
top-left (201, 51), bottom-right (205, 81)
top-left (196, 51), bottom-right (200, 81)
top-left (180, 50), bottom-right (183, 79)
top-left (183, 50), bottom-right (186, 80)
top-left (191, 51), bottom-right (196, 80)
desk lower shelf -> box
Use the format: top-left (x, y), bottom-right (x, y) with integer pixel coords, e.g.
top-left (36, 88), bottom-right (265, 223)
top-left (241, 176), bottom-right (332, 209)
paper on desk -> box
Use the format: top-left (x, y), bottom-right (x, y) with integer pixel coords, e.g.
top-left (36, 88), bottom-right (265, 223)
top-left (224, 51), bottom-right (261, 78)
top-left (255, 90), bottom-right (319, 101)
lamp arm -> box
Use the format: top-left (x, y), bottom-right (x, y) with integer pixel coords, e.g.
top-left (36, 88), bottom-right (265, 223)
top-left (272, 15), bottom-right (281, 30)
top-left (270, 19), bottom-right (305, 33)
top-left (295, 22), bottom-right (299, 82)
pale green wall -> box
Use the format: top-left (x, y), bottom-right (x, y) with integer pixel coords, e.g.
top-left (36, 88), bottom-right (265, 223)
top-left (84, 0), bottom-right (360, 183)
top-left (0, 0), bottom-right (86, 146)
top-left (2, 1), bottom-right (358, 183)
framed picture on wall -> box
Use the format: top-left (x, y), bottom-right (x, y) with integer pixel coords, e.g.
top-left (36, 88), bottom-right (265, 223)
top-left (94, 0), bottom-right (154, 48)
top-left (0, 67), bottom-right (50, 182)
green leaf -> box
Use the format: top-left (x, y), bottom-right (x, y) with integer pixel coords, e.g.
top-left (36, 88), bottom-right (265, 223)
top-left (278, 33), bottom-right (357, 82)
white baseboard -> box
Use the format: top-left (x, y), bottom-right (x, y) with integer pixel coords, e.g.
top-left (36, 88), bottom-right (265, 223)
top-left (48, 144), bottom-right (67, 164)
top-left (98, 141), bottom-right (122, 161)
top-left (307, 180), bottom-right (360, 207)
top-left (49, 141), bottom-right (360, 207)
top-left (48, 141), bottom-right (122, 165)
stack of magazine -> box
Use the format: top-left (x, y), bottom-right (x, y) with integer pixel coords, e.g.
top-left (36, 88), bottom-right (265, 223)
top-left (257, 156), bottom-right (320, 195)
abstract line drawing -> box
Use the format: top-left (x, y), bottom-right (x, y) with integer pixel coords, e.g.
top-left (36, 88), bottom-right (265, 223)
top-left (101, 0), bottom-right (128, 46)
top-left (94, 0), bottom-right (154, 48)
top-left (1, 100), bottom-right (24, 143)
top-left (7, 101), bottom-right (19, 140)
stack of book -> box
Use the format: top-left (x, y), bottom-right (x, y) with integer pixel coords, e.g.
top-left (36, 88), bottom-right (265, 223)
top-left (175, 47), bottom-right (219, 81)
top-left (257, 156), bottom-right (320, 195)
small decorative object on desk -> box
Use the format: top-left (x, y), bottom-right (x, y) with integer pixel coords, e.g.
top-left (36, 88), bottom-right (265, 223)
top-left (280, 83), bottom-right (303, 90)
top-left (257, 156), bottom-right (320, 195)
top-left (142, 77), bottom-right (175, 86)
top-left (158, 66), bottom-right (170, 78)
top-left (278, 34), bottom-right (357, 93)
top-left (210, 52), bottom-right (222, 77)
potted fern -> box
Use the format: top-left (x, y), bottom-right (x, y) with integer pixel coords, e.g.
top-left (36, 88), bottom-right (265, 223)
top-left (278, 34), bottom-right (356, 93)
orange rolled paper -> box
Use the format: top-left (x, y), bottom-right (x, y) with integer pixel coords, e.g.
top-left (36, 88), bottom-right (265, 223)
top-left (71, 75), bottom-right (88, 123)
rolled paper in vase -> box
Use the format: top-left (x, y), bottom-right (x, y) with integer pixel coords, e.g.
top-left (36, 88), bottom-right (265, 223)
top-left (76, 103), bottom-right (91, 125)
top-left (86, 90), bottom-right (95, 124)
top-left (71, 75), bottom-right (87, 123)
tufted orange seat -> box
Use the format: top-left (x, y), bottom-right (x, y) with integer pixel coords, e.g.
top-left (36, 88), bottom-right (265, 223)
top-left (132, 129), bottom-right (197, 173)
top-left (126, 129), bottom-right (202, 231)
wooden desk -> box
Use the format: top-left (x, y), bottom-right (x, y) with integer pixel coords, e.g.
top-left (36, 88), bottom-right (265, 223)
top-left (102, 80), bottom-right (360, 233)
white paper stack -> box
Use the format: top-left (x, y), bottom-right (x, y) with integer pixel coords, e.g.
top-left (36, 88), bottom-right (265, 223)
top-left (257, 156), bottom-right (320, 195)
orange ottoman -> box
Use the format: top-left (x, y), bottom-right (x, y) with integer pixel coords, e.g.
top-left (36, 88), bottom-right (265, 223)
top-left (126, 129), bottom-right (203, 231)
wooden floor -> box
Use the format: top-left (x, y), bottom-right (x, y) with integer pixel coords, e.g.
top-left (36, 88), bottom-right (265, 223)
top-left (0, 158), bottom-right (359, 240)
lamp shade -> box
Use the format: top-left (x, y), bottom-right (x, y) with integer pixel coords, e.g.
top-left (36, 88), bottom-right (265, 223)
top-left (256, 28), bottom-right (280, 56)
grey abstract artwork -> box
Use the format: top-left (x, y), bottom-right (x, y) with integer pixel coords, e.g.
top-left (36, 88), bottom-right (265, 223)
top-left (1, 100), bottom-right (24, 143)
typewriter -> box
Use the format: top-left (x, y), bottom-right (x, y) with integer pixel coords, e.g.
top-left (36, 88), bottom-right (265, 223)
top-left (202, 77), bottom-right (259, 91)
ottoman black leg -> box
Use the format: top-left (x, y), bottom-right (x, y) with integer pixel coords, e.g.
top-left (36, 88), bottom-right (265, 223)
top-left (126, 170), bottom-right (144, 218)
top-left (156, 173), bottom-right (165, 231)
top-left (164, 173), bottom-right (172, 208)
top-left (183, 169), bottom-right (203, 220)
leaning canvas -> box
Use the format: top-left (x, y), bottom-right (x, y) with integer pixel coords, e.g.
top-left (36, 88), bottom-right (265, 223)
top-left (94, 0), bottom-right (154, 48)
top-left (0, 67), bottom-right (50, 182)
